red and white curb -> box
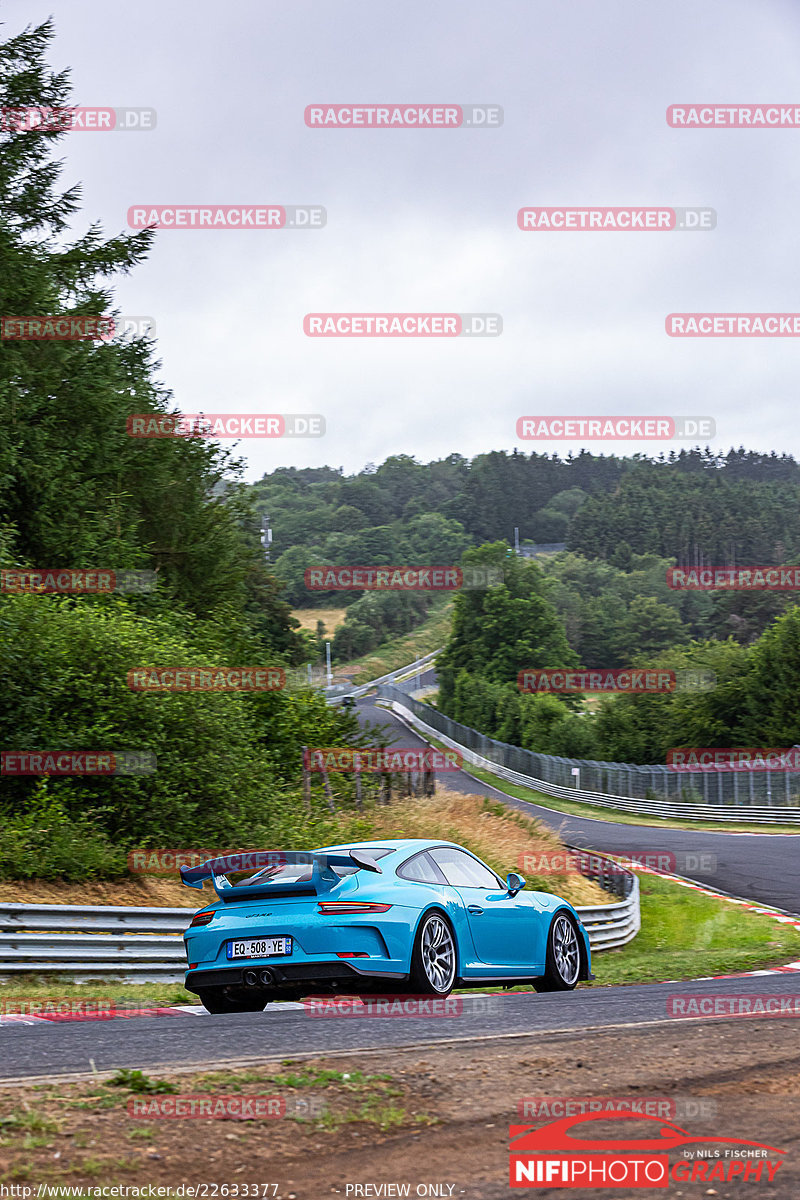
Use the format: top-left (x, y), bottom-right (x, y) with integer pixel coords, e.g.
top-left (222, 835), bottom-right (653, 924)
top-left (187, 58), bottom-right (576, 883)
top-left (0, 1001), bottom-right (314, 1026)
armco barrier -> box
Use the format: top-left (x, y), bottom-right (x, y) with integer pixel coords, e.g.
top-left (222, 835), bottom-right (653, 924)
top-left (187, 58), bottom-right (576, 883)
top-left (323, 649), bottom-right (442, 703)
top-left (0, 904), bottom-right (194, 984)
top-left (0, 860), bottom-right (638, 982)
top-left (379, 686), bottom-right (800, 823)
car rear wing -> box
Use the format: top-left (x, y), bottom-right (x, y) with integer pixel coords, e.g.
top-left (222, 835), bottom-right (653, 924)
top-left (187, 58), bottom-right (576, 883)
top-left (180, 849), bottom-right (382, 901)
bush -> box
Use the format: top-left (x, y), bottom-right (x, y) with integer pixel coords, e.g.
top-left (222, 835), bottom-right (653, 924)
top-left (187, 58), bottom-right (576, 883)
top-left (0, 594), bottom-right (283, 845)
top-left (0, 782), bottom-right (125, 880)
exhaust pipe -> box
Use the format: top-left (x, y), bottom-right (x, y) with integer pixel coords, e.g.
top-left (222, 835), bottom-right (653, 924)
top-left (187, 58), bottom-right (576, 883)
top-left (259, 968), bottom-right (274, 986)
top-left (242, 969), bottom-right (259, 988)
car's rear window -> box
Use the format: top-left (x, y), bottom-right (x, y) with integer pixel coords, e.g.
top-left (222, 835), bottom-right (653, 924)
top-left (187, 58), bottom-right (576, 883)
top-left (397, 851), bottom-right (447, 885)
top-left (230, 847), bottom-right (394, 886)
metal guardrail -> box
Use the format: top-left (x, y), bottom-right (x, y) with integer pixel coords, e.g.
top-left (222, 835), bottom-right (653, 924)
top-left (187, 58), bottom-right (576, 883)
top-left (564, 848), bottom-right (640, 951)
top-left (381, 688), bottom-right (800, 823)
top-left (0, 851), bottom-right (638, 982)
top-left (324, 649), bottom-right (442, 703)
top-left (0, 904), bottom-right (194, 983)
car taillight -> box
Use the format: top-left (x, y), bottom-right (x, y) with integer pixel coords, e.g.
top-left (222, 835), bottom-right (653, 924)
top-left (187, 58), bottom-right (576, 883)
top-left (336, 952), bottom-right (370, 958)
top-left (190, 910), bottom-right (215, 927)
top-left (317, 902), bottom-right (392, 915)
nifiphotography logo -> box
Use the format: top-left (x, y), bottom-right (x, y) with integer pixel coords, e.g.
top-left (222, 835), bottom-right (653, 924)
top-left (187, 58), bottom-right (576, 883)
top-left (508, 1111), bottom-right (784, 1188)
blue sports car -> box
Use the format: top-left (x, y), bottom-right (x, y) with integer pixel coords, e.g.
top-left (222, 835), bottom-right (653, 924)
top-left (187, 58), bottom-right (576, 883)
top-left (181, 839), bottom-right (593, 1013)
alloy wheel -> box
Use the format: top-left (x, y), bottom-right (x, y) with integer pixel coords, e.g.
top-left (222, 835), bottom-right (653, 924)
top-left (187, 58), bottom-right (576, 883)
top-left (421, 914), bottom-right (456, 992)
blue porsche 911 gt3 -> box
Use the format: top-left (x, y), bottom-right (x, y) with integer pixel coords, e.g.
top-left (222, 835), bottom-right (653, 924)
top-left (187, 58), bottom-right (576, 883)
top-left (181, 839), bottom-right (593, 1013)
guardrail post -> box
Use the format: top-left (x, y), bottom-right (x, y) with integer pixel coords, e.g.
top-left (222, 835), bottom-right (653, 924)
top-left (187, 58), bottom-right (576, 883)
top-left (301, 746), bottom-right (311, 812)
top-left (354, 753), bottom-right (363, 807)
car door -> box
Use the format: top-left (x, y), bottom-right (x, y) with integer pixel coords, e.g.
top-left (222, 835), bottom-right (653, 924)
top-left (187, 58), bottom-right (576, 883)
top-left (428, 847), bottom-right (544, 969)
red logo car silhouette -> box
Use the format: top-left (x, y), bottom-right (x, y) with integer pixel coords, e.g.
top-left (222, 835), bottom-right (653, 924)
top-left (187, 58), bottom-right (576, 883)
top-left (510, 1112), bottom-right (784, 1155)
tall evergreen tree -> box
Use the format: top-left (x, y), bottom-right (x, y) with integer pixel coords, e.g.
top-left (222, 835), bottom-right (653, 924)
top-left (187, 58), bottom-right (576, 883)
top-left (0, 18), bottom-right (300, 648)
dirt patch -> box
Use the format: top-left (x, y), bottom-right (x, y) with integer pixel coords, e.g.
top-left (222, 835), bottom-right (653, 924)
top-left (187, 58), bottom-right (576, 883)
top-left (1, 1021), bottom-right (798, 1197)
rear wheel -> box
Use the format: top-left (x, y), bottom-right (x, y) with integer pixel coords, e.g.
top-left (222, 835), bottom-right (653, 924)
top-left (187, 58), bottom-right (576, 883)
top-left (196, 988), bottom-right (269, 1014)
top-left (409, 911), bottom-right (457, 996)
top-left (533, 912), bottom-right (581, 993)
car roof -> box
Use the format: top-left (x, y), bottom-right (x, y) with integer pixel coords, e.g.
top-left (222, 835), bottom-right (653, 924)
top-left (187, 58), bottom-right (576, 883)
top-left (314, 838), bottom-right (461, 858)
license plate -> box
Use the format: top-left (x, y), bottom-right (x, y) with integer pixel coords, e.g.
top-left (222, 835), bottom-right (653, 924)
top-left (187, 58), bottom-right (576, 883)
top-left (226, 937), bottom-right (292, 960)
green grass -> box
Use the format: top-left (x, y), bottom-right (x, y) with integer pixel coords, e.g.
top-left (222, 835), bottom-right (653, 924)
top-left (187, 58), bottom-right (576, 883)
top-left (474, 872), bottom-right (800, 992)
top-left (106, 1069), bottom-right (177, 1094)
top-left (319, 1100), bottom-right (432, 1132)
top-left (337, 597), bottom-right (453, 684)
top-left (0, 980), bottom-right (194, 1005)
top-left (590, 873), bottom-right (800, 985)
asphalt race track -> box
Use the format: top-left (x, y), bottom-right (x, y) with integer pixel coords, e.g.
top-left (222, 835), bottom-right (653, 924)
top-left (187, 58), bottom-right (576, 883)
top-left (356, 690), bottom-right (800, 915)
top-left (3, 973), bottom-right (800, 1081)
top-left (3, 686), bottom-right (799, 1084)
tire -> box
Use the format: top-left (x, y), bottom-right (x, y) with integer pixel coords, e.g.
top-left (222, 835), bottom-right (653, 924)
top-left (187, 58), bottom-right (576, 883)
top-left (409, 910), bottom-right (457, 996)
top-left (196, 988), bottom-right (269, 1014)
top-left (533, 912), bottom-right (581, 993)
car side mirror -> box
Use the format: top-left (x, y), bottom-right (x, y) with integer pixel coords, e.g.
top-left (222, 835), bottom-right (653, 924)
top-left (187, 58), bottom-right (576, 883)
top-left (506, 872), bottom-right (525, 896)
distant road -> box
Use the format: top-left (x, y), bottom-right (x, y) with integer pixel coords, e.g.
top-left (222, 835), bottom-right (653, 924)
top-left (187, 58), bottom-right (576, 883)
top-left (356, 692), bottom-right (800, 915)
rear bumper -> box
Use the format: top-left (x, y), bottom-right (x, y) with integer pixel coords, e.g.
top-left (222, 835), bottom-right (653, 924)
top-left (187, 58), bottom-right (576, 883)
top-left (185, 960), bottom-right (407, 994)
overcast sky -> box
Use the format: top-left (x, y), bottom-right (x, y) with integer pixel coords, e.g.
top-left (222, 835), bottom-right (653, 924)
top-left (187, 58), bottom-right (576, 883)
top-left (7, 0), bottom-right (800, 480)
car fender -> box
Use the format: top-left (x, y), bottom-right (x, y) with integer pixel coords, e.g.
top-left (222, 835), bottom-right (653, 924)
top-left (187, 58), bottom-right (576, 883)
top-left (544, 902), bottom-right (592, 981)
top-left (408, 896), bottom-right (473, 975)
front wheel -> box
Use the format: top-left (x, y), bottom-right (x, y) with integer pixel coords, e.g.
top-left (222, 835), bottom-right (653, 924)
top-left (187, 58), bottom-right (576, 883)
top-left (409, 911), bottom-right (457, 996)
top-left (533, 912), bottom-right (581, 993)
top-left (195, 988), bottom-right (269, 1014)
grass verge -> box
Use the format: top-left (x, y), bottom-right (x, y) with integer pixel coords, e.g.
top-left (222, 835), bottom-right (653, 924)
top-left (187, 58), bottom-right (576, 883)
top-left (290, 606), bottom-right (349, 635)
top-left (336, 597), bottom-right (453, 684)
top-left (404, 716), bottom-right (800, 835)
top-left (589, 871), bottom-right (800, 985)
